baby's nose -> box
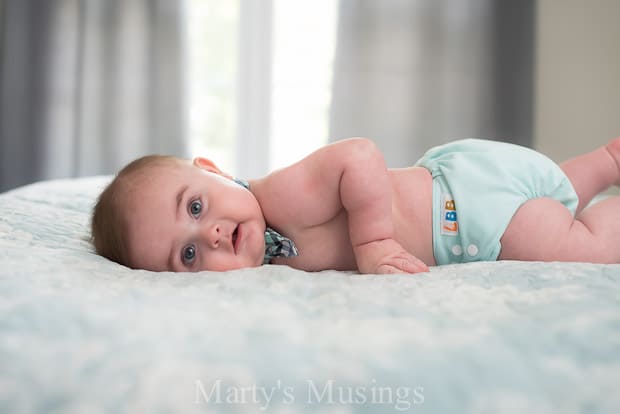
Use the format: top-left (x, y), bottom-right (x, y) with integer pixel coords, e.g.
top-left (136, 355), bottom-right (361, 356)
top-left (205, 223), bottom-right (222, 248)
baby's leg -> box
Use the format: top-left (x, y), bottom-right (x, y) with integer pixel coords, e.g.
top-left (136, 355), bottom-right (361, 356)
top-left (560, 137), bottom-right (620, 213)
top-left (499, 197), bottom-right (620, 263)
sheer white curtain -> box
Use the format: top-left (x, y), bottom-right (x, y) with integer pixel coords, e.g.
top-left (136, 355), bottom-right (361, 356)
top-left (329, 0), bottom-right (535, 167)
top-left (233, 0), bottom-right (336, 178)
top-left (0, 0), bottom-right (187, 192)
top-left (236, 0), bottom-right (272, 178)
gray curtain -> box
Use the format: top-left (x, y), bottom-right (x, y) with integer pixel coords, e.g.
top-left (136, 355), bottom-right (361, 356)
top-left (0, 0), bottom-right (187, 192)
top-left (329, 0), bottom-right (535, 167)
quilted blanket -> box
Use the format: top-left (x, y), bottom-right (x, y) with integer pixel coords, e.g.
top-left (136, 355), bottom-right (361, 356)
top-left (0, 177), bottom-right (618, 413)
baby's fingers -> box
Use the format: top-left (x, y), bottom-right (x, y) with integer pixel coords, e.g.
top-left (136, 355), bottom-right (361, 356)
top-left (376, 265), bottom-right (403, 274)
top-left (404, 255), bottom-right (429, 273)
top-left (396, 253), bottom-right (429, 274)
top-left (379, 254), bottom-right (429, 274)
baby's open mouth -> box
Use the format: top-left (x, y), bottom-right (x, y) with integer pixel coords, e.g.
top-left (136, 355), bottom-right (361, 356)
top-left (232, 225), bottom-right (239, 252)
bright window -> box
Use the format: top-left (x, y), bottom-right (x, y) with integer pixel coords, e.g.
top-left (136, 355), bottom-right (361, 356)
top-left (185, 0), bottom-right (239, 173)
top-left (185, 0), bottom-right (337, 176)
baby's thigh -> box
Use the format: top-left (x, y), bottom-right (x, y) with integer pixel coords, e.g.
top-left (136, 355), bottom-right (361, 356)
top-left (498, 197), bottom-right (576, 261)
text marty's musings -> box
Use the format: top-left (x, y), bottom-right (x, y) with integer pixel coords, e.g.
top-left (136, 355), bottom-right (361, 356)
top-left (195, 379), bottom-right (425, 411)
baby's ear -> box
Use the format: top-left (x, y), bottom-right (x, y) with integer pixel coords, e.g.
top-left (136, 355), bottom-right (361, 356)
top-left (193, 157), bottom-right (232, 179)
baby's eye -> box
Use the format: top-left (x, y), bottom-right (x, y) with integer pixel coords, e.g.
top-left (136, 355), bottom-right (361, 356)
top-left (189, 199), bottom-right (202, 218)
top-left (182, 244), bottom-right (197, 265)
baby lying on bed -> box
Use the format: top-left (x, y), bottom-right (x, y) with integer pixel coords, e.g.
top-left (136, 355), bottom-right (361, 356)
top-left (91, 137), bottom-right (620, 274)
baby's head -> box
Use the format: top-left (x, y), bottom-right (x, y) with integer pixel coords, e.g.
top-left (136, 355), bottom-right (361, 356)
top-left (91, 155), bottom-right (266, 272)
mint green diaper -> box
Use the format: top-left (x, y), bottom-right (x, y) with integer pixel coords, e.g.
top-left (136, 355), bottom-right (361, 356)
top-left (415, 139), bottom-right (579, 265)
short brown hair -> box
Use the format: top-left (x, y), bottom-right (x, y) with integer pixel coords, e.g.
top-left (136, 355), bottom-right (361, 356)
top-left (91, 155), bottom-right (181, 267)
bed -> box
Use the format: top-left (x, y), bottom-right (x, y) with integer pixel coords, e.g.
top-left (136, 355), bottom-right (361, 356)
top-left (0, 176), bottom-right (618, 413)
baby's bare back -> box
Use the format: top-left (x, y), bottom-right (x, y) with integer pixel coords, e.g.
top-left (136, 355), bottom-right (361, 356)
top-left (388, 166), bottom-right (436, 266)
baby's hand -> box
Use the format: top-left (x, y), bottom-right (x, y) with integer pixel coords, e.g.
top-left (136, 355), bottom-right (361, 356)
top-left (355, 238), bottom-right (429, 275)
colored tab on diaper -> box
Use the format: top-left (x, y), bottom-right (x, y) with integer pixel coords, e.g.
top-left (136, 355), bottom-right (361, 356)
top-left (441, 193), bottom-right (458, 236)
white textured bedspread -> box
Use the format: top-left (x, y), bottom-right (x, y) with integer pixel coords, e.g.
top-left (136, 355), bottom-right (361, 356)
top-left (0, 177), bottom-right (619, 414)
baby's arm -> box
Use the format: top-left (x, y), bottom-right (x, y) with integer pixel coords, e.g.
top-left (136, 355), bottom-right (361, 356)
top-left (256, 138), bottom-right (428, 274)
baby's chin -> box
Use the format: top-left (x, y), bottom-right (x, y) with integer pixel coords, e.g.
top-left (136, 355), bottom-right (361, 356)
top-left (251, 248), bottom-right (265, 268)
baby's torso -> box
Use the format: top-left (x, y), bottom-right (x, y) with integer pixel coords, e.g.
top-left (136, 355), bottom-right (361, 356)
top-left (271, 166), bottom-right (436, 271)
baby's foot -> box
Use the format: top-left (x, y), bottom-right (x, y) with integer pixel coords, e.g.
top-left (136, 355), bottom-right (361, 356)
top-left (606, 136), bottom-right (620, 186)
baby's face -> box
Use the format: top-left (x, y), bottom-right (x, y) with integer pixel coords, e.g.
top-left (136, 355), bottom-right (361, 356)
top-left (124, 160), bottom-right (266, 272)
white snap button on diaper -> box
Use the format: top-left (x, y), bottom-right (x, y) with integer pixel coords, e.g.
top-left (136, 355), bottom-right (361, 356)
top-left (467, 244), bottom-right (479, 257)
top-left (451, 245), bottom-right (463, 256)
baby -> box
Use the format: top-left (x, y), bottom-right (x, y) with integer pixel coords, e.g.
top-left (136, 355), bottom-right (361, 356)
top-left (91, 137), bottom-right (620, 274)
